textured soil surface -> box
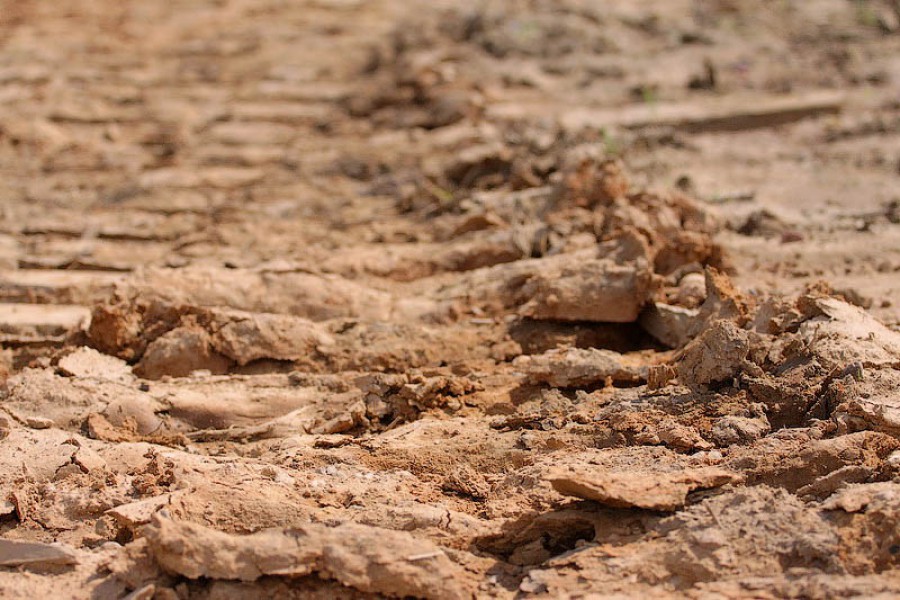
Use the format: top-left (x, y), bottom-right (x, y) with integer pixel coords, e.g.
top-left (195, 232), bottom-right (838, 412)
top-left (1, 1), bottom-right (900, 598)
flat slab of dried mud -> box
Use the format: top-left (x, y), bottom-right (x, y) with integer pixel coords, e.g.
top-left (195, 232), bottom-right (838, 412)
top-left (1, 1), bottom-right (899, 598)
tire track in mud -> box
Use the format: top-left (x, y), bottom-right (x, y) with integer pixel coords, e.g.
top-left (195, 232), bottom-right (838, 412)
top-left (1, 1), bottom-right (899, 598)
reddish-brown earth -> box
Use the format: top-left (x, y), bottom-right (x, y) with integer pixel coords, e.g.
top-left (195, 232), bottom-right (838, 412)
top-left (1, 1), bottom-right (899, 598)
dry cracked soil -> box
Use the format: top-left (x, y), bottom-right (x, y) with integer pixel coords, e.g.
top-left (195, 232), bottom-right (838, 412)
top-left (1, 0), bottom-right (900, 598)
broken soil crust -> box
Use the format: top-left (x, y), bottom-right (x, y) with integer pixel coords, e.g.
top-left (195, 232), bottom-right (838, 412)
top-left (1, 0), bottom-right (900, 599)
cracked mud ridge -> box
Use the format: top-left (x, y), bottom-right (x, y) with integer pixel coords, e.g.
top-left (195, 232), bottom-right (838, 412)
top-left (1, 0), bottom-right (900, 598)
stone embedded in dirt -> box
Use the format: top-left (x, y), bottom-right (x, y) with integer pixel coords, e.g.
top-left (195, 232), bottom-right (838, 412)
top-left (515, 347), bottom-right (646, 387)
top-left (549, 466), bottom-right (739, 511)
top-left (159, 377), bottom-right (365, 439)
top-left (0, 539), bottom-right (78, 567)
top-left (144, 514), bottom-right (469, 599)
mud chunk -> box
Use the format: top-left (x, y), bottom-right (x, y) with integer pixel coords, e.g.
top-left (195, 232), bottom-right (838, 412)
top-left (829, 370), bottom-right (900, 437)
top-left (749, 297), bottom-right (802, 335)
top-left (0, 539), bottom-right (78, 567)
top-left (86, 413), bottom-right (138, 442)
top-left (799, 296), bottom-right (900, 369)
top-left (516, 347), bottom-right (646, 388)
top-left (694, 268), bottom-right (748, 328)
top-left (736, 209), bottom-right (787, 238)
top-left (656, 420), bottom-right (714, 453)
top-left (124, 267), bottom-right (396, 322)
top-left (136, 326), bottom-right (231, 380)
top-left (821, 482), bottom-right (900, 513)
top-left (560, 158), bottom-right (630, 208)
top-left (24, 416), bottom-right (54, 430)
top-left (210, 312), bottom-right (334, 366)
top-left (796, 465), bottom-right (874, 500)
top-left (319, 524), bottom-right (468, 599)
top-left (4, 367), bottom-right (163, 435)
top-left (108, 494), bottom-right (177, 530)
top-left (639, 302), bottom-right (698, 348)
top-left (797, 296), bottom-right (900, 435)
top-left (88, 295), bottom-right (180, 361)
top-left (674, 272), bottom-right (707, 308)
top-left (677, 320), bottom-right (751, 386)
top-left (145, 515), bottom-right (317, 581)
top-left (355, 372), bottom-right (479, 423)
top-left (57, 347), bottom-right (132, 383)
top-left (89, 293), bottom-right (339, 377)
top-left (647, 364), bottom-right (677, 390)
top-left (724, 431), bottom-right (898, 492)
top-left (549, 466), bottom-right (739, 511)
top-left (710, 415), bottom-right (770, 447)
top-left (642, 269), bottom-right (747, 349)
top-left (144, 514), bottom-right (468, 599)
top-left (0, 303), bottom-right (91, 343)
top-left (659, 487), bottom-right (844, 583)
top-left (520, 258), bottom-right (654, 323)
